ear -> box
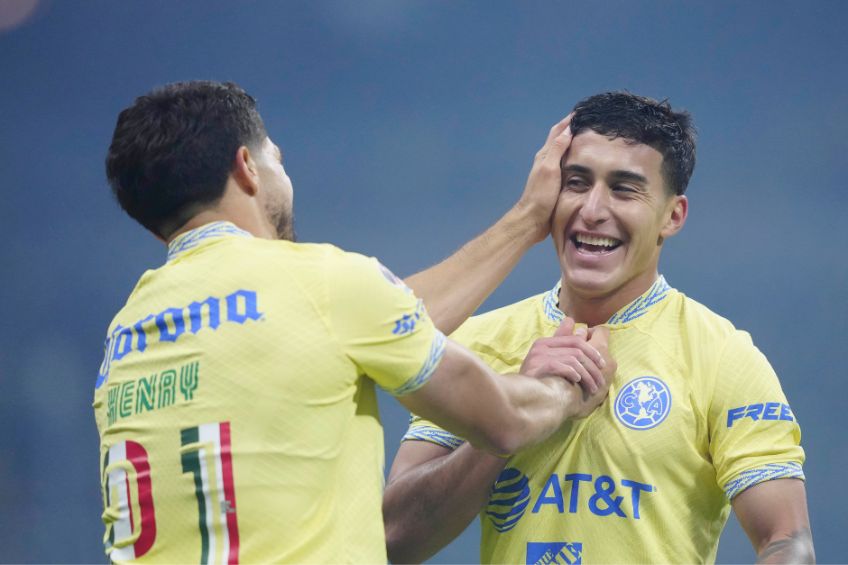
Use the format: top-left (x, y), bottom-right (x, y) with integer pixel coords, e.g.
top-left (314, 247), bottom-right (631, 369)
top-left (660, 195), bottom-right (688, 239)
top-left (231, 145), bottom-right (260, 197)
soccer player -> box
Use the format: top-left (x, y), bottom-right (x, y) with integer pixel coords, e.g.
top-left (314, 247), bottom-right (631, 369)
top-left (384, 92), bottom-right (814, 564)
top-left (93, 81), bottom-right (615, 563)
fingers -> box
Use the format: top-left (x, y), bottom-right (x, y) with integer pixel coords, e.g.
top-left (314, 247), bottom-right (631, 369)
top-left (553, 316), bottom-right (575, 337)
top-left (544, 113), bottom-right (574, 146)
top-left (526, 341), bottom-right (604, 394)
top-left (587, 324), bottom-right (610, 347)
top-left (541, 114), bottom-right (574, 171)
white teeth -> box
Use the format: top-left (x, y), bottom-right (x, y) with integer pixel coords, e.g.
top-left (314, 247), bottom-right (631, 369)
top-left (575, 234), bottom-right (620, 247)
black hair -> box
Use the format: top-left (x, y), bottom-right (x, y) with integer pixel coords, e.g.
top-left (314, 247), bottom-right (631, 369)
top-left (106, 81), bottom-right (267, 237)
top-left (570, 92), bottom-right (696, 195)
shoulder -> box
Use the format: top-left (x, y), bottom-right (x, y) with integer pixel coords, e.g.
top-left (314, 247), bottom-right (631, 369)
top-left (452, 292), bottom-right (551, 365)
top-left (658, 290), bottom-right (775, 383)
top-left (650, 289), bottom-right (747, 354)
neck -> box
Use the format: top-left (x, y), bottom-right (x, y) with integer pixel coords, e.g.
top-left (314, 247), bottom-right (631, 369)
top-left (558, 270), bottom-right (659, 326)
top-left (166, 209), bottom-right (276, 245)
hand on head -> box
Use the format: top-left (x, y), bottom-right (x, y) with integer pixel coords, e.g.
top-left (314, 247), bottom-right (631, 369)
top-left (513, 113), bottom-right (575, 243)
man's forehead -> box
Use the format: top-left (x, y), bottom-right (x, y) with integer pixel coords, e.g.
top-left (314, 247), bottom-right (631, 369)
top-left (565, 130), bottom-right (663, 176)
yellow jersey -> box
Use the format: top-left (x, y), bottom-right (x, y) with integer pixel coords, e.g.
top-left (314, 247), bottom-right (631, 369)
top-left (94, 221), bottom-right (445, 563)
top-left (405, 277), bottom-right (804, 564)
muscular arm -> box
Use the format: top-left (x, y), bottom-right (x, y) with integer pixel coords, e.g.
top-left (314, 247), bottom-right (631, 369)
top-left (384, 440), bottom-right (505, 564)
top-left (397, 339), bottom-right (584, 456)
top-left (385, 324), bottom-right (614, 563)
top-left (733, 479), bottom-right (815, 564)
top-left (404, 116), bottom-right (574, 334)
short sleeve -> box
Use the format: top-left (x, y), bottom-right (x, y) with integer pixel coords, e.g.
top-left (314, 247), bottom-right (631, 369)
top-left (403, 413), bottom-right (466, 450)
top-left (326, 252), bottom-right (445, 396)
top-left (708, 330), bottom-right (805, 499)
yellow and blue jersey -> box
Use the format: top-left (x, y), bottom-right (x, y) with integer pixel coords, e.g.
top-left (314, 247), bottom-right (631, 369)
top-left (93, 221), bottom-right (445, 563)
top-left (404, 276), bottom-right (804, 564)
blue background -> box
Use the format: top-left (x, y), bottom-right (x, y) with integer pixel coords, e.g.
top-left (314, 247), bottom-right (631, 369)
top-left (1, 1), bottom-right (845, 561)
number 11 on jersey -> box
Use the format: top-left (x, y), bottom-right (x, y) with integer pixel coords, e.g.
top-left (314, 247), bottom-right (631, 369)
top-left (101, 422), bottom-right (240, 563)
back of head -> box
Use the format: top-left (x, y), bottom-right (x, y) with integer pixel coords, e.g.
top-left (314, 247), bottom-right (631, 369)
top-left (106, 81), bottom-right (267, 238)
top-left (570, 92), bottom-right (696, 195)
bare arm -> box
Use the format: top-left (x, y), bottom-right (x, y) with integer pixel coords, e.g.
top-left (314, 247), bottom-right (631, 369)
top-left (385, 323), bottom-right (615, 563)
top-left (397, 338), bottom-right (586, 456)
top-left (404, 116), bottom-right (574, 334)
top-left (733, 478), bottom-right (815, 564)
top-left (384, 440), bottom-right (506, 564)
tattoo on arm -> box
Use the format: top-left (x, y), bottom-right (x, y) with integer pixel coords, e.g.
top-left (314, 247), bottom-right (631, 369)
top-left (756, 527), bottom-right (815, 564)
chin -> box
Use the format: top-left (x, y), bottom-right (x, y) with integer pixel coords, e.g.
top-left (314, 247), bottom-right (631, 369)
top-left (562, 268), bottom-right (620, 298)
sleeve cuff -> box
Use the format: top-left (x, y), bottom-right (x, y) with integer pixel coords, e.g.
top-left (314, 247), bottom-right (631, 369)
top-left (723, 461), bottom-right (805, 500)
top-left (402, 424), bottom-right (465, 450)
top-left (387, 330), bottom-right (446, 396)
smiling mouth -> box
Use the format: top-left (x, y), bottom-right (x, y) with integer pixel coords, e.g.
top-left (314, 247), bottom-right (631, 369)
top-left (571, 233), bottom-right (623, 254)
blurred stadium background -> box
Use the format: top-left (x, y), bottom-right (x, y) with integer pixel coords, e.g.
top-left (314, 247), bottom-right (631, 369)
top-left (0, 0), bottom-right (845, 561)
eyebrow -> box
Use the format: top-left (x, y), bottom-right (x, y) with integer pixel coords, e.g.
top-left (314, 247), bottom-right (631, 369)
top-left (562, 164), bottom-right (648, 185)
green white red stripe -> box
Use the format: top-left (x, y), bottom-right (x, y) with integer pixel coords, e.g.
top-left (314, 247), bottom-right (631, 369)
top-left (181, 421), bottom-right (240, 564)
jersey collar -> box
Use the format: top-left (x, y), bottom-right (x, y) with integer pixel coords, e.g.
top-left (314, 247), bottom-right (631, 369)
top-left (166, 221), bottom-right (253, 262)
top-left (542, 275), bottom-right (672, 326)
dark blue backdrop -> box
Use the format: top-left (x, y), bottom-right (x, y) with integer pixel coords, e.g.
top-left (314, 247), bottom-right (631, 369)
top-left (0, 1), bottom-right (845, 562)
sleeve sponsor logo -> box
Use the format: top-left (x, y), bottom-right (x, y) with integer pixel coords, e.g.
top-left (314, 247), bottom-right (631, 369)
top-left (392, 300), bottom-right (425, 336)
top-left (726, 402), bottom-right (795, 428)
top-left (526, 541), bottom-right (583, 565)
top-left (96, 289), bottom-right (262, 389)
top-left (614, 376), bottom-right (672, 430)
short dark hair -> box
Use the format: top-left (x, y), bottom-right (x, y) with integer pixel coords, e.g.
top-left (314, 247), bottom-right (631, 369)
top-left (106, 81), bottom-right (267, 237)
top-left (570, 92), bottom-right (696, 195)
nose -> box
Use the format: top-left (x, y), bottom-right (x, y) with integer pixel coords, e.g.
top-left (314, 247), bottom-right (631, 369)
top-left (578, 183), bottom-right (611, 226)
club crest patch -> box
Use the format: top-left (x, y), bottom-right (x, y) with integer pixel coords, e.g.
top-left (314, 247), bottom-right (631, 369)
top-left (614, 376), bottom-right (672, 430)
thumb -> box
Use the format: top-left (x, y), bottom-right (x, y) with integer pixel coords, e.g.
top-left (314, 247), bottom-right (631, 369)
top-left (588, 324), bottom-right (610, 347)
top-left (554, 316), bottom-right (575, 337)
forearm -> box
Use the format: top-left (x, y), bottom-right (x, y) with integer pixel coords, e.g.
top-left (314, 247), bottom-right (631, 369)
top-left (401, 343), bottom-right (578, 455)
top-left (756, 528), bottom-right (815, 564)
top-left (384, 443), bottom-right (507, 564)
top-left (404, 206), bottom-right (538, 335)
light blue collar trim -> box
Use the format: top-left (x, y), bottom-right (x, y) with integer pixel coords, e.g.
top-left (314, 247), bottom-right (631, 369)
top-left (542, 275), bottom-right (672, 326)
top-left (167, 221), bottom-right (252, 261)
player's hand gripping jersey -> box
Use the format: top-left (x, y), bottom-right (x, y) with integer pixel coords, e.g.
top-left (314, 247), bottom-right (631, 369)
top-left (93, 222), bottom-right (446, 563)
top-left (405, 276), bottom-right (804, 564)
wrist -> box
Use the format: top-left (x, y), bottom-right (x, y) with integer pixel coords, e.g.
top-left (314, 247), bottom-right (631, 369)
top-left (502, 201), bottom-right (548, 245)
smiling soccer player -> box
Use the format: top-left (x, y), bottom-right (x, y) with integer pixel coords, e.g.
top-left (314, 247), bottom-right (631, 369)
top-left (385, 92), bottom-right (813, 564)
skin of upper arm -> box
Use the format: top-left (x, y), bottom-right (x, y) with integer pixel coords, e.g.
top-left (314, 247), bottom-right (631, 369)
top-left (732, 478), bottom-right (814, 562)
top-left (387, 440), bottom-right (453, 485)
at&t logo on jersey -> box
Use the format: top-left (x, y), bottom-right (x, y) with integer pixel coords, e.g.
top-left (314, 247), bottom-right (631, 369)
top-left (486, 468), bottom-right (531, 532)
top-left (614, 376), bottom-right (672, 430)
top-left (486, 468), bottom-right (656, 532)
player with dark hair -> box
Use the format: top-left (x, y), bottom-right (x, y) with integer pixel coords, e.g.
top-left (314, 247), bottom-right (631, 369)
top-left (94, 81), bottom-right (615, 563)
top-left (385, 91), bottom-right (814, 564)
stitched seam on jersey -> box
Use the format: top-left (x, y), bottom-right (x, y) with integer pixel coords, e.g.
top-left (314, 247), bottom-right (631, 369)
top-left (402, 425), bottom-right (465, 450)
top-left (723, 462), bottom-right (805, 499)
top-left (390, 330), bottom-right (446, 396)
top-left (705, 332), bottom-right (735, 446)
top-left (167, 221), bottom-right (252, 261)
